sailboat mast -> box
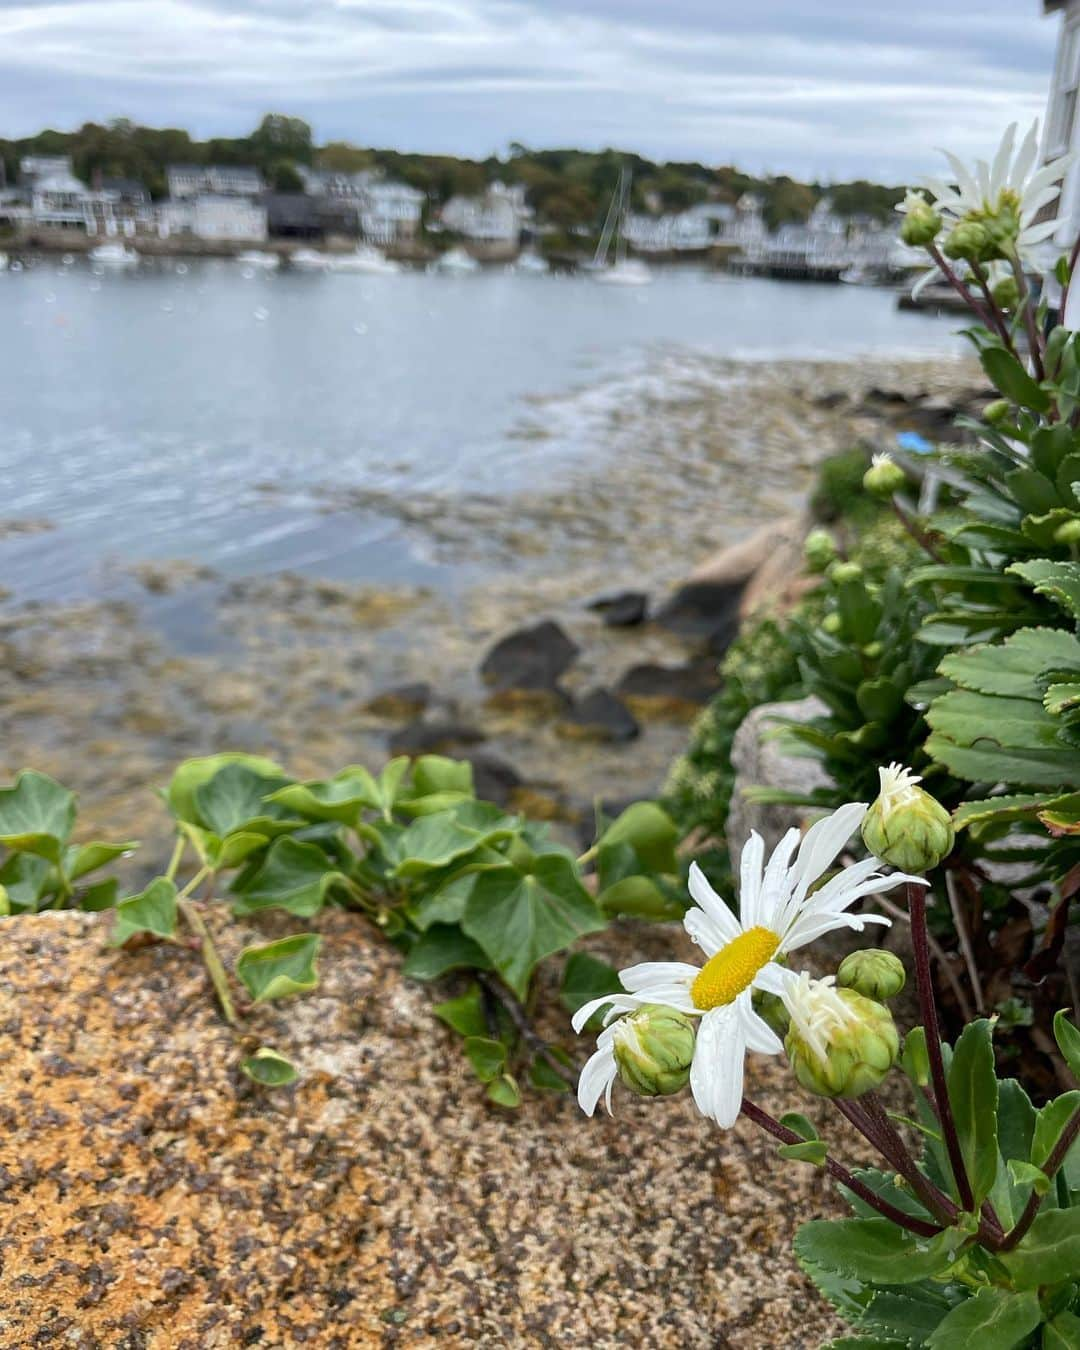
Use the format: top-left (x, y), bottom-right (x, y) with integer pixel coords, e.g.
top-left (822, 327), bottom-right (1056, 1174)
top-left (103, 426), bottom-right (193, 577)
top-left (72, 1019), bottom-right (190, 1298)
top-left (593, 167), bottom-right (623, 267)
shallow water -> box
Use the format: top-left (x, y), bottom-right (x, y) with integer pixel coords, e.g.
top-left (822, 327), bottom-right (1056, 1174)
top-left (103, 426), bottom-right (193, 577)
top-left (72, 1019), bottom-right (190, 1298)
top-left (0, 258), bottom-right (959, 601)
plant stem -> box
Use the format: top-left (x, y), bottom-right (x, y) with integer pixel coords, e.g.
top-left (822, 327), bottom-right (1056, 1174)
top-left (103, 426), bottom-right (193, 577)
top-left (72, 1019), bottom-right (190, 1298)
top-left (999, 1104), bottom-right (1080, 1251)
top-left (906, 881), bottom-right (975, 1213)
top-left (836, 1097), bottom-right (957, 1228)
top-left (926, 243), bottom-right (996, 330)
top-left (970, 263), bottom-right (1017, 353)
top-left (477, 971), bottom-right (577, 1088)
top-left (178, 894), bottom-right (239, 1027)
top-left (741, 1097), bottom-right (944, 1239)
top-left (1011, 255), bottom-right (1046, 383)
top-left (873, 891), bottom-right (975, 1022)
top-left (165, 834), bottom-right (186, 883)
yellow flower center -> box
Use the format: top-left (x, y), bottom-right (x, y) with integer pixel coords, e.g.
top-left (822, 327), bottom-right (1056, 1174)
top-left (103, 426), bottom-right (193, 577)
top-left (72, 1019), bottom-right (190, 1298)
top-left (690, 927), bottom-right (781, 1011)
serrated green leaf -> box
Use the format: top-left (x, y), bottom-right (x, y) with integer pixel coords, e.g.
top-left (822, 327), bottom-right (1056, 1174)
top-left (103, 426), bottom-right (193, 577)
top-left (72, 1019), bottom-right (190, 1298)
top-left (166, 753), bottom-right (284, 825)
top-left (1023, 509), bottom-right (1080, 551)
top-left (596, 801), bottom-right (679, 874)
top-left (1010, 558), bottom-right (1080, 622)
top-left (0, 770), bottom-right (76, 864)
top-left (793, 1219), bottom-right (959, 1285)
top-left (939, 628), bottom-right (1080, 698)
top-left (235, 933), bottom-right (320, 1002)
top-left (241, 1047), bottom-right (299, 1087)
top-left (953, 793), bottom-right (1076, 831)
top-left (928, 690), bottom-right (1064, 751)
top-left (948, 1018), bottom-right (999, 1207)
top-left (463, 1036), bottom-right (506, 1082)
top-left (433, 982), bottom-right (488, 1038)
top-left (926, 1286), bottom-right (1041, 1349)
top-left (1054, 1011), bottom-right (1080, 1081)
top-left (401, 924), bottom-right (492, 980)
top-left (230, 837), bottom-right (347, 918)
top-left (926, 731), bottom-right (1080, 791)
top-left (999, 1207), bottom-right (1080, 1288)
top-left (862, 1289), bottom-right (952, 1345)
top-left (462, 855), bottom-right (605, 999)
top-left (111, 877), bottom-right (177, 945)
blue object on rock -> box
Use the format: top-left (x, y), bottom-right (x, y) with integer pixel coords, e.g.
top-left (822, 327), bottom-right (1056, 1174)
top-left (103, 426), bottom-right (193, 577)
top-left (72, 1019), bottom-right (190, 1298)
top-left (896, 431), bottom-right (934, 455)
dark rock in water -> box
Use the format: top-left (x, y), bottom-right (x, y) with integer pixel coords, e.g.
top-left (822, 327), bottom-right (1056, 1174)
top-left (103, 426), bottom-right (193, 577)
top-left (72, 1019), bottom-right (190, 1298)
top-left (813, 391), bottom-right (847, 410)
top-left (864, 386), bottom-right (919, 408)
top-left (654, 580), bottom-right (743, 654)
top-left (558, 689), bottom-right (640, 743)
top-left (616, 661), bottom-right (719, 715)
top-left (460, 751), bottom-right (522, 806)
top-left (480, 620), bottom-right (579, 692)
top-left (903, 394), bottom-right (959, 440)
top-left (389, 720), bottom-right (486, 756)
top-left (587, 591), bottom-right (649, 627)
top-left (365, 682), bottom-right (432, 719)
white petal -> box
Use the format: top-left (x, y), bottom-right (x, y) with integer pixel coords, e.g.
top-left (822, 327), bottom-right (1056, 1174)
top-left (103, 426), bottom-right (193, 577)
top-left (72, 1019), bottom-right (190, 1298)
top-left (751, 961), bottom-right (790, 997)
top-left (783, 909), bottom-right (891, 951)
top-left (974, 157), bottom-right (992, 203)
top-left (578, 1043), bottom-right (619, 1116)
top-left (755, 827), bottom-right (800, 928)
top-left (941, 149), bottom-right (980, 206)
top-left (1020, 217), bottom-right (1063, 246)
top-left (687, 861), bottom-right (742, 942)
top-left (690, 1005), bottom-right (747, 1128)
top-left (990, 123), bottom-right (1016, 199)
top-left (683, 905), bottom-right (731, 959)
top-left (737, 832), bottom-right (765, 928)
top-left (1026, 159), bottom-right (1072, 202)
top-left (737, 990), bottom-right (783, 1055)
top-left (912, 266), bottom-right (942, 300)
top-left (619, 960), bottom-right (699, 993)
top-left (787, 802), bottom-right (868, 904)
top-left (571, 993), bottom-right (642, 1033)
top-left (1010, 121), bottom-right (1038, 192)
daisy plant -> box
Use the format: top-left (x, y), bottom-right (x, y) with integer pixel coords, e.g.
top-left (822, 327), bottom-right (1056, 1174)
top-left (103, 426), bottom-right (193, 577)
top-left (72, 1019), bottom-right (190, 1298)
top-left (574, 770), bottom-right (1080, 1348)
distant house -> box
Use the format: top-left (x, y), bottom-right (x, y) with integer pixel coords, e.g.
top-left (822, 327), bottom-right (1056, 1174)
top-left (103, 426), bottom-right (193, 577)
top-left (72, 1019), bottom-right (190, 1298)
top-left (623, 195), bottom-right (766, 254)
top-left (440, 182), bottom-right (530, 242)
top-left (166, 164), bottom-right (265, 200)
top-left (263, 192), bottom-right (323, 240)
top-left (1043, 1), bottom-right (1080, 248)
top-left (19, 155), bottom-right (74, 187)
top-left (299, 167), bottom-right (424, 243)
top-left (30, 169), bottom-right (89, 229)
top-left (159, 193), bottom-right (268, 242)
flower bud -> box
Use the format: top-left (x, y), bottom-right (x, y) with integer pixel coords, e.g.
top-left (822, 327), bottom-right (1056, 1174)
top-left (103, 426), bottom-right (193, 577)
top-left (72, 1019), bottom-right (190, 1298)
top-left (612, 1004), bottom-right (695, 1098)
top-left (836, 948), bottom-right (906, 1001)
top-left (898, 191), bottom-right (941, 249)
top-left (1053, 518), bottom-right (1080, 545)
top-left (804, 528), bottom-right (838, 574)
top-left (942, 219), bottom-right (991, 263)
top-left (984, 398), bottom-right (1011, 425)
top-left (783, 973), bottom-right (899, 1100)
top-left (863, 453), bottom-right (906, 498)
top-left (991, 274), bottom-right (1020, 311)
top-left (827, 560), bottom-right (863, 585)
top-left (821, 612), bottom-right (842, 635)
top-left (861, 762), bottom-right (954, 871)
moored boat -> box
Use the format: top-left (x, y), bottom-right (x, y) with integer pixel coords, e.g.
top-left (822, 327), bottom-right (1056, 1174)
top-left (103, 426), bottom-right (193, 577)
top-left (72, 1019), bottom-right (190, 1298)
top-left (329, 245), bottom-right (401, 275)
top-left (89, 242), bottom-right (139, 267)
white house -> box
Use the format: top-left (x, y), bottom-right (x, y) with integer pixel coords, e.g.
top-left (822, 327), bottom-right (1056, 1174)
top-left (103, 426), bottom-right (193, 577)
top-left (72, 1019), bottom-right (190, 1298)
top-left (1043, 1), bottom-right (1080, 250)
top-left (440, 181), bottom-right (531, 242)
top-left (30, 170), bottom-right (89, 228)
top-left (159, 194), bottom-right (268, 242)
top-left (623, 195), bottom-right (766, 254)
top-left (297, 167), bottom-right (424, 242)
top-left (166, 164), bottom-right (265, 200)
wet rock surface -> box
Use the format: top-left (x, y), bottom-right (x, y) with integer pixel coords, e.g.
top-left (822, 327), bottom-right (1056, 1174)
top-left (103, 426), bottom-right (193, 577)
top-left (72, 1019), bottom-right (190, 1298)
top-left (0, 909), bottom-right (852, 1348)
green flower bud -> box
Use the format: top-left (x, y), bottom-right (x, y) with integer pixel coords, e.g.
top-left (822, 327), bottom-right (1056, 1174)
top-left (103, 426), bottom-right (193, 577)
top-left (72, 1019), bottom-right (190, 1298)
top-left (942, 219), bottom-right (991, 264)
top-left (861, 762), bottom-right (954, 871)
top-left (990, 274), bottom-right (1020, 311)
top-left (804, 528), bottom-right (838, 574)
top-left (863, 453), bottom-right (906, 498)
top-left (821, 612), bottom-right (842, 635)
top-left (612, 1004), bottom-right (695, 1098)
top-left (1053, 518), bottom-right (1080, 545)
top-left (862, 641), bottom-right (883, 660)
top-left (836, 948), bottom-right (906, 1001)
top-left (827, 559), bottom-right (863, 585)
top-left (984, 398), bottom-right (1012, 425)
top-left (784, 974), bottom-right (899, 1100)
top-left (898, 192), bottom-right (942, 249)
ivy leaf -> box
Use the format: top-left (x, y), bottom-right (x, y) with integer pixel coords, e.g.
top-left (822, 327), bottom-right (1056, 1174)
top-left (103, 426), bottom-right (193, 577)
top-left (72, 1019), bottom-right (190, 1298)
top-left (401, 924), bottom-right (492, 980)
top-left (926, 1286), bottom-right (1041, 1350)
top-left (463, 1036), bottom-right (506, 1082)
top-left (410, 756), bottom-right (474, 798)
top-left (267, 765), bottom-right (384, 826)
top-left (1054, 1009), bottom-right (1080, 1080)
top-left (596, 802), bottom-right (679, 874)
top-left (79, 878), bottom-right (119, 912)
top-left (947, 1018), bottom-right (999, 1207)
top-left (793, 1219), bottom-right (959, 1285)
top-left (241, 1047), bottom-right (299, 1087)
top-left (433, 983), bottom-right (488, 1037)
top-left (111, 877), bottom-right (177, 945)
top-left (596, 874), bottom-right (684, 920)
top-left (165, 753), bottom-right (284, 825)
top-left (0, 853), bottom-right (52, 914)
top-left (998, 1208), bottom-right (1080, 1289)
top-left (193, 763), bottom-right (299, 838)
top-left (230, 837), bottom-right (347, 918)
top-left (0, 770), bottom-right (77, 864)
top-left (394, 807), bottom-right (515, 879)
top-left (559, 952), bottom-right (621, 1029)
top-left (235, 933), bottom-right (321, 1002)
top-left (64, 840), bottom-right (138, 881)
top-left (462, 855), bottom-right (605, 999)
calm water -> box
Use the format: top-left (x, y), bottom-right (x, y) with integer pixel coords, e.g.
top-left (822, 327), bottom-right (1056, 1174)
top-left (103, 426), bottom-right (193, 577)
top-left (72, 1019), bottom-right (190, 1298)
top-left (0, 258), bottom-right (959, 602)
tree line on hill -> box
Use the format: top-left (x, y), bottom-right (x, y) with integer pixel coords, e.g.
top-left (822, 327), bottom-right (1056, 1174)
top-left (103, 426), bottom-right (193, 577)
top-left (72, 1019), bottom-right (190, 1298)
top-left (0, 114), bottom-right (906, 231)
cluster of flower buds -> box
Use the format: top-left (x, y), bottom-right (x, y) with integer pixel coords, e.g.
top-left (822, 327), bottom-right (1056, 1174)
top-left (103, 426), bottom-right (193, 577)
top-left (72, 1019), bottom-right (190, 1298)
top-left (611, 1004), bottom-right (696, 1098)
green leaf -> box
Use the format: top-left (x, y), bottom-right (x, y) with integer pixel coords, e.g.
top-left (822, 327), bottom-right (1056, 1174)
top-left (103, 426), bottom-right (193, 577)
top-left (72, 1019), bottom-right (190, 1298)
top-left (1045, 1311), bottom-right (1080, 1350)
top-left (529, 1052), bottom-right (573, 1093)
top-left (394, 808), bottom-right (514, 878)
top-left (596, 874), bottom-right (684, 921)
top-left (462, 1036), bottom-right (506, 1082)
top-left (999, 1208), bottom-right (1080, 1288)
top-left (793, 1219), bottom-right (959, 1285)
top-left (926, 1286), bottom-right (1042, 1350)
top-left (267, 765), bottom-right (383, 826)
top-left (1007, 1160), bottom-right (1050, 1196)
top-left (901, 1027), bottom-right (931, 1088)
top-left (230, 837), bottom-right (347, 918)
top-left (953, 793), bottom-right (1075, 832)
top-left (411, 756), bottom-right (474, 798)
top-left (560, 952), bottom-right (621, 1013)
top-left (193, 763), bottom-right (297, 839)
top-left (927, 691), bottom-right (1065, 752)
top-left (926, 731), bottom-right (1080, 791)
top-left (111, 877), bottom-right (177, 945)
top-left (1005, 467), bottom-right (1062, 516)
top-left (778, 1140), bottom-right (827, 1166)
top-left (1010, 559), bottom-right (1080, 622)
top-left (166, 753), bottom-right (284, 824)
top-left (0, 770), bottom-right (77, 864)
top-left (596, 802), bottom-right (679, 874)
top-left (241, 1047), bottom-right (299, 1087)
top-left (433, 983), bottom-right (488, 1037)
top-left (1054, 1010), bottom-right (1080, 1081)
top-left (1033, 1091), bottom-right (1080, 1171)
top-left (0, 852), bottom-right (52, 913)
top-left (401, 924), bottom-right (492, 980)
top-left (486, 1074), bottom-right (521, 1108)
top-left (981, 345), bottom-right (1052, 413)
top-left (862, 1290), bottom-right (951, 1346)
top-left (462, 855), bottom-right (605, 1000)
top-left (1023, 510), bottom-right (1080, 551)
top-left (79, 878), bottom-right (119, 912)
top-left (65, 840), bottom-right (137, 881)
top-left (235, 933), bottom-right (321, 1002)
top-left (938, 628), bottom-right (1080, 698)
top-left (947, 1018), bottom-right (1000, 1207)
top-left (780, 1113), bottom-right (820, 1142)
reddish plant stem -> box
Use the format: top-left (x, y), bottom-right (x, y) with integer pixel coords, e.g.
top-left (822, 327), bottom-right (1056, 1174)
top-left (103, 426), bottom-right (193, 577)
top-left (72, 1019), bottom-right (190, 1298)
top-left (926, 242), bottom-right (996, 329)
top-left (835, 1097), bottom-right (957, 1229)
top-left (970, 263), bottom-right (1018, 353)
top-left (1011, 255), bottom-right (1046, 383)
top-left (906, 882), bottom-right (976, 1213)
top-left (999, 1105), bottom-right (1080, 1252)
top-left (741, 1097), bottom-right (944, 1239)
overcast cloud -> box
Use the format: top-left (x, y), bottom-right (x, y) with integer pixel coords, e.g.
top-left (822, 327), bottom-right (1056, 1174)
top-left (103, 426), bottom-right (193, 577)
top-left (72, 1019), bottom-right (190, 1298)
top-left (0, 0), bottom-right (1062, 180)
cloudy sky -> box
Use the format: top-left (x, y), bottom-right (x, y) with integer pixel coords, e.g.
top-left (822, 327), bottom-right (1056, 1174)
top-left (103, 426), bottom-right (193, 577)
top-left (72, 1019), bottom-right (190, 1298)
top-left (0, 0), bottom-right (1063, 180)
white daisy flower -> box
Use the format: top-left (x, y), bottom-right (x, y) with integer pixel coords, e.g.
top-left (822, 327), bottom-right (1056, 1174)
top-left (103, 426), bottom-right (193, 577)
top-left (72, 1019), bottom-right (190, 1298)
top-left (922, 121), bottom-right (1071, 271)
top-left (573, 802), bottom-right (925, 1127)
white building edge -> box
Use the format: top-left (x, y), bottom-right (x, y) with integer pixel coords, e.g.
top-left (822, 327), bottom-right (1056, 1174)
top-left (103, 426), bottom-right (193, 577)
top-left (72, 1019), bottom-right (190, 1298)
top-left (1044, 0), bottom-right (1080, 249)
